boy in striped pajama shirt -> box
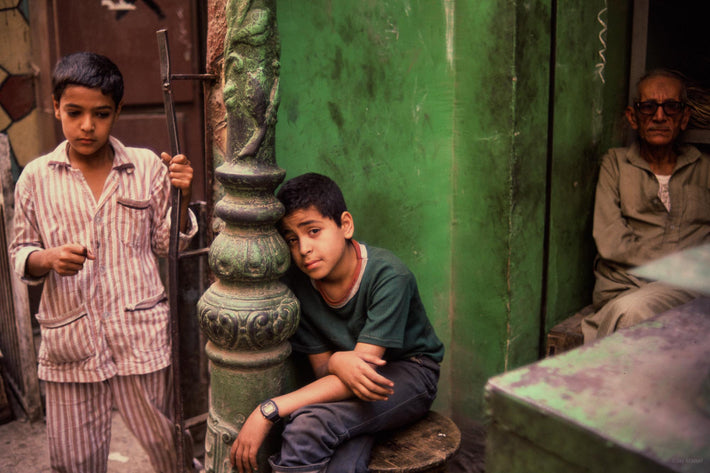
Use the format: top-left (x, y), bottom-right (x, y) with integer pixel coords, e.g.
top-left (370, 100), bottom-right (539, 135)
top-left (9, 52), bottom-right (198, 472)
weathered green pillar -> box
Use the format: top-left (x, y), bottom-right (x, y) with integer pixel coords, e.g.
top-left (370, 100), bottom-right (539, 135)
top-left (197, 1), bottom-right (299, 472)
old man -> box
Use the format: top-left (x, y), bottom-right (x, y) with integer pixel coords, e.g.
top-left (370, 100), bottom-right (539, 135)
top-left (583, 69), bottom-right (710, 342)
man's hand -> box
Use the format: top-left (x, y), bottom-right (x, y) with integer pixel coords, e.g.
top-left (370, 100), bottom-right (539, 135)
top-left (230, 407), bottom-right (273, 473)
top-left (327, 350), bottom-right (394, 401)
top-left (28, 244), bottom-right (95, 277)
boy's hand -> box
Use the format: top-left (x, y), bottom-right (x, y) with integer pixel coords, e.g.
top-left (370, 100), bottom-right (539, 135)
top-left (30, 244), bottom-right (95, 277)
top-left (328, 351), bottom-right (394, 401)
top-left (230, 407), bottom-right (273, 473)
top-left (160, 152), bottom-right (193, 199)
top-left (161, 152), bottom-right (193, 233)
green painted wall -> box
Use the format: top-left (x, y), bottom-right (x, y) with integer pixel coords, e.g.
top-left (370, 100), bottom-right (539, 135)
top-left (450, 0), bottom-right (552, 420)
top-left (276, 0), bottom-right (456, 411)
top-left (275, 0), bottom-right (632, 421)
top-left (544, 1), bottom-right (632, 332)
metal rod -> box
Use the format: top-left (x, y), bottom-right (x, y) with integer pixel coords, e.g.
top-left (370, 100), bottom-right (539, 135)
top-left (178, 247), bottom-right (210, 259)
top-left (157, 27), bottom-right (186, 473)
top-left (171, 73), bottom-right (217, 81)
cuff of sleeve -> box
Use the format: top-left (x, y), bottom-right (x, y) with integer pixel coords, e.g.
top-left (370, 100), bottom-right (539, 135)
top-left (14, 247), bottom-right (46, 286)
top-left (179, 208), bottom-right (199, 242)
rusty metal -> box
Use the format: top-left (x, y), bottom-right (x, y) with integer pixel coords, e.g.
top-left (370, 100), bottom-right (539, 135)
top-left (157, 28), bottom-right (187, 473)
top-left (171, 73), bottom-right (217, 81)
top-left (178, 247), bottom-right (210, 259)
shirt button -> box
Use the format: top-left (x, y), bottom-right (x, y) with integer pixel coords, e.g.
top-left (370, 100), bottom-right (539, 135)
top-left (103, 312), bottom-right (110, 319)
top-left (96, 216), bottom-right (103, 224)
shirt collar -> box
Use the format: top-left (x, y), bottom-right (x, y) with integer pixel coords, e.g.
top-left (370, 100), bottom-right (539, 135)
top-left (47, 136), bottom-right (135, 173)
top-left (627, 140), bottom-right (701, 173)
top-left (108, 136), bottom-right (135, 172)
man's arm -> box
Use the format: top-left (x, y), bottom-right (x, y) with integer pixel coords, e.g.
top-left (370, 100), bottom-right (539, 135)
top-left (593, 152), bottom-right (654, 267)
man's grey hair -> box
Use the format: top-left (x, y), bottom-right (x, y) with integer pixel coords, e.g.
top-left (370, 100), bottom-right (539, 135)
top-left (634, 68), bottom-right (688, 103)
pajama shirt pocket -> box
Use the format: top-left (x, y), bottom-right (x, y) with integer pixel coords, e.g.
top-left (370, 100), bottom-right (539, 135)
top-left (125, 293), bottom-right (169, 354)
top-left (38, 308), bottom-right (97, 364)
top-left (116, 196), bottom-right (151, 249)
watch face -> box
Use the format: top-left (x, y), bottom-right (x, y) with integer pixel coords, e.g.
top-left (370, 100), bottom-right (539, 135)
top-left (261, 400), bottom-right (279, 421)
top-left (262, 402), bottom-right (276, 416)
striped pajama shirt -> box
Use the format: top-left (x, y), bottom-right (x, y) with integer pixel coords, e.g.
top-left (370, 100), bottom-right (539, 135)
top-left (9, 137), bottom-right (197, 472)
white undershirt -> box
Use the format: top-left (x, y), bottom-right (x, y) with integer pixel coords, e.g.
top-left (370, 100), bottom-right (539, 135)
top-left (655, 174), bottom-right (671, 212)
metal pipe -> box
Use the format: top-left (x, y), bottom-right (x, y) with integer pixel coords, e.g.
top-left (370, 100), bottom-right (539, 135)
top-left (157, 28), bottom-right (186, 473)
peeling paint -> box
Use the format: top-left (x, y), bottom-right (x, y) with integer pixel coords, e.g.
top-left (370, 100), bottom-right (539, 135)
top-left (444, 0), bottom-right (454, 69)
top-left (487, 301), bottom-right (710, 469)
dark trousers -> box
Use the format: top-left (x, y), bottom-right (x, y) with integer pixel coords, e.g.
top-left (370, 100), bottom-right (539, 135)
top-left (270, 356), bottom-right (440, 473)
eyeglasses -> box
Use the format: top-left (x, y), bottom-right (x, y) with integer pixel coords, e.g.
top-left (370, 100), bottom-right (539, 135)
top-left (634, 100), bottom-right (686, 116)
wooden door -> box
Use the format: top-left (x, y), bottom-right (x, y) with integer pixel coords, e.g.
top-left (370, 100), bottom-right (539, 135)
top-left (47, 0), bottom-right (208, 199)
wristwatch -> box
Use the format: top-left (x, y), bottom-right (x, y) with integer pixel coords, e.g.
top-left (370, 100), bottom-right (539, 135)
top-left (259, 399), bottom-right (280, 423)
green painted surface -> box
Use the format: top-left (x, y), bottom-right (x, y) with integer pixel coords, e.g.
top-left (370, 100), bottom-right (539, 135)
top-left (485, 299), bottom-right (710, 472)
top-left (276, 0), bottom-right (456, 411)
top-left (545, 0), bottom-right (632, 330)
top-left (274, 0), bottom-right (634, 420)
top-left (198, 1), bottom-right (300, 471)
top-left (449, 0), bottom-right (550, 419)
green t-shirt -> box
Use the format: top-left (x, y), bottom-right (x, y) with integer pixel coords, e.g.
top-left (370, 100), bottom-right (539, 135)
top-left (284, 242), bottom-right (444, 363)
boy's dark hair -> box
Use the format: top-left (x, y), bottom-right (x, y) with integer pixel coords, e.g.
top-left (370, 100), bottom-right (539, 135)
top-left (277, 173), bottom-right (348, 226)
top-left (52, 52), bottom-right (124, 106)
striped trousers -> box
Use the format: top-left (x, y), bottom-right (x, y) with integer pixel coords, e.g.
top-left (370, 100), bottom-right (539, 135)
top-left (45, 368), bottom-right (178, 473)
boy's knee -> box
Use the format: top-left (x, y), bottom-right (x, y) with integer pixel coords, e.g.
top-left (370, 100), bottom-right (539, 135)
top-left (285, 406), bottom-right (338, 439)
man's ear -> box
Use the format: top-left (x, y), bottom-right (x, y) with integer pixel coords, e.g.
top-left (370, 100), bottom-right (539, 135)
top-left (679, 106), bottom-right (691, 131)
top-left (340, 211), bottom-right (354, 239)
top-left (115, 100), bottom-right (123, 118)
top-left (625, 106), bottom-right (639, 130)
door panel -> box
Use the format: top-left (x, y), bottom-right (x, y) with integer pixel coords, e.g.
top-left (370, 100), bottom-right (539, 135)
top-left (51, 0), bottom-right (206, 199)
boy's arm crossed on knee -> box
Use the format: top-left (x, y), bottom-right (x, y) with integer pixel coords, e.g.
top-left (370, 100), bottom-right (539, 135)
top-left (230, 344), bottom-right (393, 472)
top-left (325, 343), bottom-right (394, 401)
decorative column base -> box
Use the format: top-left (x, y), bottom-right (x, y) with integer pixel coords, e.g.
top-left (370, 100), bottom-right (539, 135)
top-left (203, 341), bottom-right (291, 473)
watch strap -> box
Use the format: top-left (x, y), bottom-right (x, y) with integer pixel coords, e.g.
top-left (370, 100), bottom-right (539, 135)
top-left (260, 399), bottom-right (280, 423)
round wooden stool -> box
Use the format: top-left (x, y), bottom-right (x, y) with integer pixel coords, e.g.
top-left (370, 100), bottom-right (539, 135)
top-left (368, 411), bottom-right (461, 473)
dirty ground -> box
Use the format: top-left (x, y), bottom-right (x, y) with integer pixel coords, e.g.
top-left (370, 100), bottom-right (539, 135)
top-left (0, 411), bottom-right (153, 473)
top-left (0, 413), bottom-right (485, 472)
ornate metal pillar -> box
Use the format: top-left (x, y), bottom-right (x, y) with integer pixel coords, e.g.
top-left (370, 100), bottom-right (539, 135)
top-left (198, 1), bottom-right (299, 472)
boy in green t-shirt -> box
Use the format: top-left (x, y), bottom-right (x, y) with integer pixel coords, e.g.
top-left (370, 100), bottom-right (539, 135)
top-left (230, 173), bottom-right (444, 473)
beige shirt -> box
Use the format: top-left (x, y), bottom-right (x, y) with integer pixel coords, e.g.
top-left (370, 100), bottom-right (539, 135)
top-left (9, 137), bottom-right (197, 383)
top-left (592, 142), bottom-right (710, 304)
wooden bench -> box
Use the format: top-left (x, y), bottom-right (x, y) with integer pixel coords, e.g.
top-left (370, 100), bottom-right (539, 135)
top-left (368, 411), bottom-right (461, 473)
top-left (545, 305), bottom-right (594, 357)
